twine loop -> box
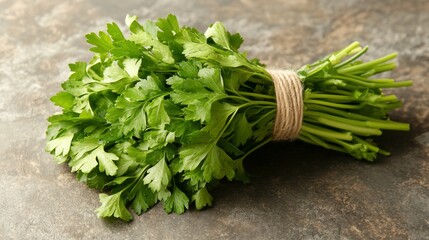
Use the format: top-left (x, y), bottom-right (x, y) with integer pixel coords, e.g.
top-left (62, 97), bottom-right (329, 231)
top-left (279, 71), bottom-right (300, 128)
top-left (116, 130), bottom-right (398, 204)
top-left (267, 69), bottom-right (304, 141)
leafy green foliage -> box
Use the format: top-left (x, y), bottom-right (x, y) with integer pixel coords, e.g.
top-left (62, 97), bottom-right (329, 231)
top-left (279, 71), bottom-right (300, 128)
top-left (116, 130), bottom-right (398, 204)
top-left (47, 15), bottom-right (411, 221)
top-left (96, 192), bottom-right (133, 221)
top-left (164, 185), bottom-right (189, 214)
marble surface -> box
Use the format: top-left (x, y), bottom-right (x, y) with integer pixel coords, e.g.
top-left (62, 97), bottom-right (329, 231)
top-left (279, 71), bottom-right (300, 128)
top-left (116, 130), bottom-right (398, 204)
top-left (0, 0), bottom-right (428, 239)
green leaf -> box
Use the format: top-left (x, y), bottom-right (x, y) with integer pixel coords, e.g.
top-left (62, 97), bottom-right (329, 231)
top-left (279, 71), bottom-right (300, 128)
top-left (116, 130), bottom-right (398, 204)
top-left (156, 14), bottom-right (181, 41)
top-left (164, 185), bottom-right (189, 214)
top-left (205, 22), bottom-right (231, 50)
top-left (183, 42), bottom-right (249, 68)
top-left (139, 129), bottom-right (171, 150)
top-left (127, 75), bottom-right (164, 100)
top-left (198, 67), bottom-right (225, 94)
top-left (129, 181), bottom-right (157, 215)
top-left (96, 146), bottom-right (120, 176)
top-left (143, 158), bottom-right (171, 192)
top-left (181, 94), bottom-right (220, 123)
top-left (86, 31), bottom-right (113, 54)
top-left (68, 62), bottom-right (87, 81)
top-left (231, 114), bottom-right (253, 146)
top-left (96, 192), bottom-right (133, 221)
top-left (181, 130), bottom-right (213, 145)
top-left (110, 39), bottom-right (143, 59)
top-left (167, 119), bottom-right (201, 139)
top-left (145, 96), bottom-right (170, 129)
top-left (89, 91), bottom-right (117, 119)
top-left (123, 58), bottom-right (142, 78)
top-left (130, 31), bottom-right (175, 64)
top-left (86, 170), bottom-right (111, 190)
top-left (177, 61), bottom-right (201, 78)
top-left (202, 145), bottom-right (235, 182)
top-left (203, 102), bottom-right (238, 137)
top-left (114, 154), bottom-right (139, 176)
top-left (143, 21), bottom-right (159, 39)
top-left (233, 157), bottom-right (250, 183)
top-left (167, 73), bottom-right (227, 123)
top-left (107, 22), bottom-right (126, 42)
top-left (69, 144), bottom-right (119, 176)
top-left (103, 61), bottom-right (129, 83)
top-left (125, 14), bottom-right (138, 29)
top-left (182, 42), bottom-right (215, 60)
top-left (50, 91), bottom-right (75, 110)
top-left (223, 68), bottom-right (254, 91)
top-left (53, 155), bottom-right (68, 164)
top-left (145, 148), bottom-right (165, 165)
top-left (181, 167), bottom-right (204, 189)
top-left (192, 187), bottom-right (213, 210)
top-left (106, 99), bottom-right (147, 137)
top-left (73, 94), bottom-right (93, 115)
top-left (45, 133), bottom-right (74, 156)
top-left (179, 143), bottom-right (214, 171)
top-left (228, 32), bottom-right (244, 51)
top-left (61, 62), bottom-right (88, 97)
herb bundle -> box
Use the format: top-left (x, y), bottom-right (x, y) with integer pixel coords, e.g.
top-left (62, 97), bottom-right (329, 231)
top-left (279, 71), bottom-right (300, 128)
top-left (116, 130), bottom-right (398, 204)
top-left (46, 14), bottom-right (412, 220)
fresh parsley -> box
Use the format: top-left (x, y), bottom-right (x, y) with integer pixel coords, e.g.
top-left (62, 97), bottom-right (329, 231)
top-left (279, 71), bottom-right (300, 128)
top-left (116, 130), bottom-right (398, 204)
top-left (46, 14), bottom-right (412, 221)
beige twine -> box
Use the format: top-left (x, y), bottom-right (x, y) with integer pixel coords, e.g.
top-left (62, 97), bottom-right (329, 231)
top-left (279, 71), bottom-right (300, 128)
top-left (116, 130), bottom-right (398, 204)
top-left (267, 69), bottom-right (304, 141)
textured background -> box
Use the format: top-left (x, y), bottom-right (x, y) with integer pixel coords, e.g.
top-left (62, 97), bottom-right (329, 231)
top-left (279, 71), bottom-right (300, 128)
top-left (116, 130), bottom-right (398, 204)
top-left (1, 0), bottom-right (428, 239)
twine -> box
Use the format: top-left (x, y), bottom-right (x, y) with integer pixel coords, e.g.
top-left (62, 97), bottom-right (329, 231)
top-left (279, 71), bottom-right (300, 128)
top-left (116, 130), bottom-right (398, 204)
top-left (267, 69), bottom-right (304, 141)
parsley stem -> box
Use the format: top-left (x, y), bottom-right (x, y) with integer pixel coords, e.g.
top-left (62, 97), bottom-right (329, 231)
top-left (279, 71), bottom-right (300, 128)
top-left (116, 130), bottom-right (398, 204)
top-left (230, 90), bottom-right (276, 100)
top-left (337, 52), bottom-right (398, 74)
top-left (306, 114), bottom-right (383, 135)
top-left (216, 108), bottom-right (239, 143)
top-left (299, 132), bottom-right (346, 153)
top-left (305, 100), bottom-right (364, 109)
top-left (238, 137), bottom-right (273, 161)
top-left (301, 123), bottom-right (353, 141)
top-left (304, 110), bottom-right (409, 131)
top-left (226, 95), bottom-right (276, 106)
top-left (237, 100), bottom-right (277, 108)
top-left (250, 109), bottom-right (276, 127)
top-left (334, 45), bottom-right (368, 69)
top-left (328, 41), bottom-right (361, 65)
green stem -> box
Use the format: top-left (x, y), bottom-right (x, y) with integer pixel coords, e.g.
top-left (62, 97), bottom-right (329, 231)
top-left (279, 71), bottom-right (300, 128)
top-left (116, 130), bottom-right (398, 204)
top-left (334, 45), bottom-right (368, 69)
top-left (328, 42), bottom-right (361, 65)
top-left (305, 99), bottom-right (364, 109)
top-left (298, 134), bottom-right (347, 153)
top-left (337, 52), bottom-right (397, 74)
top-left (238, 137), bottom-right (273, 161)
top-left (236, 91), bottom-right (276, 100)
top-left (238, 101), bottom-right (277, 108)
top-left (306, 114), bottom-right (383, 135)
top-left (250, 109), bottom-right (276, 127)
top-left (301, 123), bottom-right (353, 141)
top-left (227, 90), bottom-right (276, 100)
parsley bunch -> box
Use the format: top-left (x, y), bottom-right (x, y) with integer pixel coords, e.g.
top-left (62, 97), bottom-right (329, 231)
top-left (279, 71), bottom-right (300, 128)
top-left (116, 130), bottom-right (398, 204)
top-left (46, 14), bottom-right (411, 221)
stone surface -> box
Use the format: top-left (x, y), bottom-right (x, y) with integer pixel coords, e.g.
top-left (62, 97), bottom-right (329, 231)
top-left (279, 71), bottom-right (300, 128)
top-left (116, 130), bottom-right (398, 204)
top-left (0, 0), bottom-right (428, 239)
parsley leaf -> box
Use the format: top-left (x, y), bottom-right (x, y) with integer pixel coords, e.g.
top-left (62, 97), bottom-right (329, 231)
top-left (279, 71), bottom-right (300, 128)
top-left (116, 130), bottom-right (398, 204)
top-left (69, 142), bottom-right (119, 176)
top-left (143, 158), bottom-right (171, 192)
top-left (86, 31), bottom-right (113, 54)
top-left (164, 185), bottom-right (189, 214)
top-left (96, 192), bottom-right (133, 221)
top-left (45, 133), bottom-right (74, 157)
top-left (192, 187), bottom-right (213, 210)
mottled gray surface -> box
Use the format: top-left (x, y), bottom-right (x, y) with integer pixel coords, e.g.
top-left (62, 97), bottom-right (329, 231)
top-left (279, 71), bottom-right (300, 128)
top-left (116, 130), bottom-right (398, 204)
top-left (1, 0), bottom-right (428, 239)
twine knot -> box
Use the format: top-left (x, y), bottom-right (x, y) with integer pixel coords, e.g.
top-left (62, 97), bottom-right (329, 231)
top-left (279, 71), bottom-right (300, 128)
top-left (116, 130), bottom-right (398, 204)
top-left (267, 69), bottom-right (304, 141)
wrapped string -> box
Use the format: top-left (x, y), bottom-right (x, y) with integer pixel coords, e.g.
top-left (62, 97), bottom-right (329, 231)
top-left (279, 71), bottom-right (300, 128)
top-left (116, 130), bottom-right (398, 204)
top-left (268, 69), bottom-right (304, 141)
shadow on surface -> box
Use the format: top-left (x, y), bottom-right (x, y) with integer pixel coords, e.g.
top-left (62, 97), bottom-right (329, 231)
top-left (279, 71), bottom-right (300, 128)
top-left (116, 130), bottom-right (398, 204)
top-left (211, 128), bottom-right (414, 205)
